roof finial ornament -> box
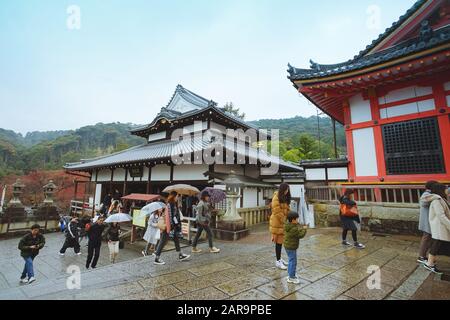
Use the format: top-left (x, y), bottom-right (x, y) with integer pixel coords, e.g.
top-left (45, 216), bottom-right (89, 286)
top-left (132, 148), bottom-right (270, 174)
top-left (419, 20), bottom-right (433, 41)
top-left (310, 59), bottom-right (321, 71)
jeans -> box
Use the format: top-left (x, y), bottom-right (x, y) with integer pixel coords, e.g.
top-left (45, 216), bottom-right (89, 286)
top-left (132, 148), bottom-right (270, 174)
top-left (21, 256), bottom-right (35, 279)
top-left (285, 249), bottom-right (297, 279)
top-left (155, 231), bottom-right (181, 257)
top-left (86, 242), bottom-right (101, 268)
top-left (192, 224), bottom-right (214, 248)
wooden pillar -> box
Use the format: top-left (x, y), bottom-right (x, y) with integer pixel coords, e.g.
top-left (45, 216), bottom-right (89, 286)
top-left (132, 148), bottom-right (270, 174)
top-left (332, 118), bottom-right (338, 159)
top-left (123, 168), bottom-right (128, 197)
top-left (109, 168), bottom-right (114, 194)
top-left (73, 180), bottom-right (79, 200)
top-left (170, 163), bottom-right (174, 183)
top-left (92, 169), bottom-right (99, 216)
top-left (433, 83), bottom-right (450, 177)
top-left (146, 165), bottom-right (152, 194)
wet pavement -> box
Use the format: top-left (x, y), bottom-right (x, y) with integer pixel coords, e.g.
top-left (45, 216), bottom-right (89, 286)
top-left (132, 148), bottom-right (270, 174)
top-left (0, 225), bottom-right (449, 300)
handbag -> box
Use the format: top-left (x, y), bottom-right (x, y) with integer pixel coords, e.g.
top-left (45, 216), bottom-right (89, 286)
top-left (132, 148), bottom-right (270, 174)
top-left (340, 203), bottom-right (358, 217)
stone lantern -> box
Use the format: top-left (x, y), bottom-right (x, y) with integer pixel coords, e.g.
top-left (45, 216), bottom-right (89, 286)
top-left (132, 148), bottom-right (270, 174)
top-left (8, 179), bottom-right (25, 207)
top-left (43, 180), bottom-right (57, 204)
top-left (222, 173), bottom-right (243, 221)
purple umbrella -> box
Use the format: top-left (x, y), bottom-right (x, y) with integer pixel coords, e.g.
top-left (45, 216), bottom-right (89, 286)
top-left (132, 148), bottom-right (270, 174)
top-left (199, 187), bottom-right (227, 204)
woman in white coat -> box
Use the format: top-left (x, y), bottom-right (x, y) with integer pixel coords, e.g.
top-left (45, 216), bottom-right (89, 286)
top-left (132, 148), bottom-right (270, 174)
top-left (141, 209), bottom-right (162, 257)
top-left (424, 183), bottom-right (450, 274)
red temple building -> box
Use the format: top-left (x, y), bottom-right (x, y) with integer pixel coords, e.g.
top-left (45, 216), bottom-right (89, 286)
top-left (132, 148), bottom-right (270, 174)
top-left (288, 0), bottom-right (450, 185)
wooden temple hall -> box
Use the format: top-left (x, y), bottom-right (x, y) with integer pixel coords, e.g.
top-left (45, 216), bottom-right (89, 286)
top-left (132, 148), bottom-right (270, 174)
top-left (288, 0), bottom-right (450, 185)
top-left (64, 85), bottom-right (305, 213)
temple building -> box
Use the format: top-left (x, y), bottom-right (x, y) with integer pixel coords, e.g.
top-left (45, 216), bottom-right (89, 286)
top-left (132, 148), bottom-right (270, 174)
top-left (64, 85), bottom-right (305, 213)
top-left (288, 0), bottom-right (450, 184)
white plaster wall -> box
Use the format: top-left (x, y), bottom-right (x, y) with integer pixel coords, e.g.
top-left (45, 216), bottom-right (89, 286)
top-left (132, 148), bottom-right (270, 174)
top-left (173, 164), bottom-right (208, 181)
top-left (352, 128), bottom-right (378, 177)
top-left (349, 93), bottom-right (372, 124)
top-left (151, 165), bottom-right (171, 181)
top-left (290, 184), bottom-right (304, 198)
top-left (94, 184), bottom-right (102, 207)
top-left (258, 188), bottom-right (265, 205)
top-left (148, 131), bottom-right (166, 142)
top-left (380, 99), bottom-right (435, 119)
top-left (327, 167), bottom-right (348, 180)
top-left (96, 169), bottom-right (111, 182)
top-left (243, 188), bottom-right (258, 208)
top-left (142, 167), bottom-right (149, 181)
top-left (379, 86), bottom-right (432, 104)
top-left (113, 168), bottom-right (126, 182)
top-left (305, 168), bottom-right (326, 181)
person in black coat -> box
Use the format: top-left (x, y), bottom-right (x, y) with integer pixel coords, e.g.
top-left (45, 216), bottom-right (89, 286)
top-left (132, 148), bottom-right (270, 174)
top-left (85, 216), bottom-right (106, 269)
top-left (18, 224), bottom-right (45, 284)
top-left (339, 189), bottom-right (365, 249)
top-left (102, 193), bottom-right (112, 215)
top-left (59, 217), bottom-right (81, 255)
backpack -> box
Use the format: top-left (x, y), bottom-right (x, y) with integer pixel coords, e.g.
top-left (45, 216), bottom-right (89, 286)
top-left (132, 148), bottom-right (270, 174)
top-left (339, 203), bottom-right (358, 217)
top-left (85, 222), bottom-right (92, 232)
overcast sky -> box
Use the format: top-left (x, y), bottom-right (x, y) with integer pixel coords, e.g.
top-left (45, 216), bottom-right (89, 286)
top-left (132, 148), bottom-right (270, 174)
top-left (0, 0), bottom-right (415, 134)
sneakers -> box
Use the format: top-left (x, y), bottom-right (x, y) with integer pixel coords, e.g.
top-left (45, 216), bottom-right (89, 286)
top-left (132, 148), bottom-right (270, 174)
top-left (27, 277), bottom-right (36, 284)
top-left (192, 247), bottom-right (202, 253)
top-left (209, 247), bottom-right (220, 253)
top-left (287, 277), bottom-right (300, 284)
top-left (276, 260), bottom-right (287, 270)
top-left (280, 258), bottom-right (288, 266)
top-left (76, 252), bottom-right (82, 256)
top-left (141, 250), bottom-right (147, 257)
top-left (154, 258), bottom-right (165, 265)
top-left (354, 242), bottom-right (366, 249)
top-left (417, 257), bottom-right (428, 264)
top-left (342, 240), bottom-right (352, 246)
top-left (20, 278), bottom-right (28, 284)
top-left (59, 252), bottom-right (65, 256)
top-left (179, 253), bottom-right (191, 261)
top-left (423, 264), bottom-right (443, 274)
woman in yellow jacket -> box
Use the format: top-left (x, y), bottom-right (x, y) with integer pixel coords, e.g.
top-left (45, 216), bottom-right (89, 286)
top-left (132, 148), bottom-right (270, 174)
top-left (270, 183), bottom-right (291, 270)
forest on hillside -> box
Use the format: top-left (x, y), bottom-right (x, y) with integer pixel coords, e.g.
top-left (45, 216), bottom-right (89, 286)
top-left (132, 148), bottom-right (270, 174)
top-left (0, 116), bottom-right (346, 179)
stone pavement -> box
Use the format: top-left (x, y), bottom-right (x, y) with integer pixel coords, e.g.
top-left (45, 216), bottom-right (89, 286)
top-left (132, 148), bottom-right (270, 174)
top-left (0, 225), bottom-right (449, 300)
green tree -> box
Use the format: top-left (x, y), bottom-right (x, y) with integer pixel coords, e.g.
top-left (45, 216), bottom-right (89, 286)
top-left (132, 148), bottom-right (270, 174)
top-left (222, 102), bottom-right (245, 120)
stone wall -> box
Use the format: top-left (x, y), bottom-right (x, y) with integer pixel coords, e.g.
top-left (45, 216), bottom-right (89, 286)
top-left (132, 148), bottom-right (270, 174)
top-left (312, 201), bottom-right (421, 235)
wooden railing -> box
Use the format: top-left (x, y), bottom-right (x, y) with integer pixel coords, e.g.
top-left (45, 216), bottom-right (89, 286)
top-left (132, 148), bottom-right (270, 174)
top-left (70, 199), bottom-right (92, 216)
top-left (238, 206), bottom-right (271, 228)
top-left (306, 185), bottom-right (426, 205)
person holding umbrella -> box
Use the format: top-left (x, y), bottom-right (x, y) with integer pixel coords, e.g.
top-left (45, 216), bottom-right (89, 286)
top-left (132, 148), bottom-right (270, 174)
top-left (139, 201), bottom-right (166, 257)
top-left (154, 191), bottom-right (190, 265)
top-left (192, 191), bottom-right (220, 254)
top-left (106, 222), bottom-right (121, 263)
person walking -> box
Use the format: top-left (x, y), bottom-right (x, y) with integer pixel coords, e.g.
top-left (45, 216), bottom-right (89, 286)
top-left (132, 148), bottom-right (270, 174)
top-left (85, 216), bottom-right (106, 269)
top-left (154, 191), bottom-right (190, 265)
top-left (106, 222), bottom-right (121, 264)
top-left (59, 217), bottom-right (81, 256)
top-left (101, 193), bottom-right (112, 215)
top-left (423, 183), bottom-right (450, 274)
top-left (339, 189), bottom-right (365, 249)
top-left (108, 200), bottom-right (121, 216)
top-left (270, 183), bottom-right (291, 270)
top-left (283, 211), bottom-right (308, 284)
top-left (18, 224), bottom-right (46, 284)
top-left (417, 181), bottom-right (438, 264)
top-left (142, 209), bottom-right (161, 257)
top-left (192, 191), bottom-right (220, 254)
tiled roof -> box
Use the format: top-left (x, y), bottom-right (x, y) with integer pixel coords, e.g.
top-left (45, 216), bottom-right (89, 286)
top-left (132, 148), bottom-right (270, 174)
top-left (288, 22), bottom-right (450, 81)
top-left (131, 85), bottom-right (257, 134)
top-left (64, 138), bottom-right (303, 172)
top-left (287, 0), bottom-right (449, 81)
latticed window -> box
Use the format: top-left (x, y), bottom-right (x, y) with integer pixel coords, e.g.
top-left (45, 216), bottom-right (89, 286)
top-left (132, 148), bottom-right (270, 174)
top-left (382, 117), bottom-right (445, 175)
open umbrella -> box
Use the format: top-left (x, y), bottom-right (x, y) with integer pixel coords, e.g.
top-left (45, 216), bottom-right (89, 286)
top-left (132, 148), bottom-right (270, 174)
top-left (198, 187), bottom-right (226, 204)
top-left (140, 202), bottom-right (166, 217)
top-left (105, 213), bottom-right (132, 223)
top-left (163, 184), bottom-right (200, 196)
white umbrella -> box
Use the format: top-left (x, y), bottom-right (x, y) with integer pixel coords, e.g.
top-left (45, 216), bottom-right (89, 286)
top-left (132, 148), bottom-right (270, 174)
top-left (163, 184), bottom-right (200, 196)
top-left (105, 213), bottom-right (132, 223)
top-left (140, 202), bottom-right (166, 217)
